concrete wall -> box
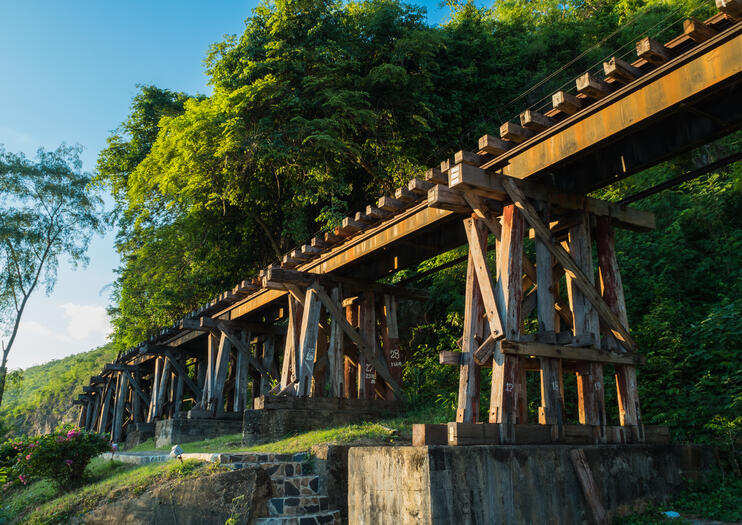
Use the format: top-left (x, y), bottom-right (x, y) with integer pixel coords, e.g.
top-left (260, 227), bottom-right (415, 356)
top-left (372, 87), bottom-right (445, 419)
top-left (348, 444), bottom-right (715, 525)
top-left (155, 418), bottom-right (243, 448)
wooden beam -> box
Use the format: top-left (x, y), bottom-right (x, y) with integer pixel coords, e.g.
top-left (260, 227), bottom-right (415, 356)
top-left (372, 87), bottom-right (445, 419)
top-left (684, 17), bottom-right (718, 43)
top-left (596, 217), bottom-right (642, 432)
top-left (380, 294), bottom-right (402, 401)
top-left (464, 216), bottom-right (505, 340)
top-left (407, 178), bottom-right (434, 196)
top-left (297, 284), bottom-right (323, 396)
top-left (378, 194), bottom-right (406, 212)
top-left (122, 370), bottom-right (151, 407)
top-left (478, 134), bottom-right (512, 156)
top-left (552, 91), bottom-right (584, 115)
top-left (500, 121), bottom-right (535, 143)
top-left (500, 340), bottom-right (644, 365)
top-left (570, 449), bottom-right (608, 525)
top-left (520, 109), bottom-right (554, 132)
top-left (457, 218), bottom-right (485, 423)
top-left (717, 0), bottom-right (742, 18)
top-left (603, 57), bottom-right (643, 84)
top-left (636, 37), bottom-right (672, 65)
top-left (310, 284), bottom-right (406, 401)
top-left (427, 183), bottom-right (470, 213)
top-left (576, 72), bottom-right (612, 100)
top-left (326, 286), bottom-right (345, 397)
top-left (449, 165), bottom-right (655, 231)
top-left (536, 203), bottom-right (564, 427)
top-left (454, 150), bottom-right (485, 166)
top-left (490, 204), bottom-right (527, 429)
top-left (424, 167), bottom-right (448, 185)
top-left (501, 177), bottom-right (637, 351)
top-left (216, 321), bottom-right (270, 377)
top-left (211, 333), bottom-right (232, 410)
top-left (358, 291), bottom-right (377, 399)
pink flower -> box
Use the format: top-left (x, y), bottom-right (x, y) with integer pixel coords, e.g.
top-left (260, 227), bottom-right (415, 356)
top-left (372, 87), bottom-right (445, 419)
top-left (18, 475), bottom-right (27, 485)
top-left (65, 459), bottom-right (74, 466)
top-left (66, 430), bottom-right (79, 439)
top-left (25, 454), bottom-right (31, 460)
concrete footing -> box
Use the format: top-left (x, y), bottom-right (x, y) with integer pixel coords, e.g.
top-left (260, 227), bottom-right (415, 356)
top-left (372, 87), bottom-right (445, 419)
top-left (348, 444), bottom-right (716, 525)
top-left (242, 397), bottom-right (400, 445)
top-left (155, 417), bottom-right (243, 448)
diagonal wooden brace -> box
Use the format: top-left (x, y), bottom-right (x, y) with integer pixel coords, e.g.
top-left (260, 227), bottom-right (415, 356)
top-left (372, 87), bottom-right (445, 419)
top-left (310, 284), bottom-right (406, 402)
top-left (502, 178), bottom-right (636, 351)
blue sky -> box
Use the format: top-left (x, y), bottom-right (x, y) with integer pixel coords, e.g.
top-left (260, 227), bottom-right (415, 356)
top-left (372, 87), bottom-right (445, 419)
top-left (0, 1), bottom-right (460, 369)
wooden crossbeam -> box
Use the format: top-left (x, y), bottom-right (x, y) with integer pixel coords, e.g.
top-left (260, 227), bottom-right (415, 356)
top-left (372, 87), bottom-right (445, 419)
top-left (122, 370), bottom-right (151, 407)
top-left (427, 184), bottom-right (470, 213)
top-left (310, 284), bottom-right (406, 401)
top-left (262, 266), bottom-right (428, 301)
top-left (501, 178), bottom-right (637, 351)
top-left (717, 0), bottom-right (742, 18)
top-left (684, 17), bottom-right (718, 43)
top-left (636, 37), bottom-right (672, 65)
top-left (576, 72), bottom-right (612, 99)
top-left (500, 340), bottom-right (644, 365)
top-left (552, 91), bottom-right (584, 115)
top-left (449, 164), bottom-right (655, 232)
top-left (500, 121), bottom-right (535, 143)
top-left (424, 167), bottom-right (447, 185)
top-left (520, 109), bottom-right (554, 132)
top-left (603, 57), bottom-right (643, 84)
top-left (478, 134), bottom-right (512, 156)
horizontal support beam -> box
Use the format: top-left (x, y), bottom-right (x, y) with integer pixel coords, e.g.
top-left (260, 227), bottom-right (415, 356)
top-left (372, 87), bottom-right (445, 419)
top-left (500, 340), bottom-right (645, 365)
top-left (449, 163), bottom-right (655, 231)
top-left (262, 267), bottom-right (429, 301)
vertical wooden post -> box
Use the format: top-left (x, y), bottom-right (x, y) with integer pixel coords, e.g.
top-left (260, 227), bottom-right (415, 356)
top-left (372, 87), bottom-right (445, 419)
top-left (78, 401), bottom-right (88, 428)
top-left (566, 215), bottom-right (606, 432)
top-left (173, 364), bottom-right (184, 419)
top-left (200, 334), bottom-right (218, 408)
top-left (380, 294), bottom-right (402, 401)
top-left (457, 217), bottom-right (485, 423)
top-left (261, 336), bottom-right (275, 396)
top-left (595, 216), bottom-right (642, 437)
top-left (297, 286), bottom-right (323, 396)
top-left (490, 205), bottom-right (527, 429)
top-left (344, 303), bottom-right (359, 399)
top-left (131, 369), bottom-right (141, 423)
top-left (280, 296), bottom-right (303, 389)
top-left (156, 358), bottom-right (172, 418)
top-left (212, 333), bottom-right (233, 411)
top-left (312, 321), bottom-right (330, 397)
top-left (148, 358), bottom-right (162, 421)
top-left (90, 389), bottom-right (102, 430)
top-left (359, 291), bottom-right (377, 400)
top-left (326, 287), bottom-right (345, 397)
top-left (97, 380), bottom-right (113, 432)
top-left (112, 372), bottom-right (129, 443)
top-left (536, 205), bottom-right (564, 427)
top-left (196, 354), bottom-right (206, 394)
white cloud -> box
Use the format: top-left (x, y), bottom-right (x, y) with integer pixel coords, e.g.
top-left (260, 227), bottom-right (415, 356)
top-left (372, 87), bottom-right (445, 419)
top-left (59, 303), bottom-right (112, 341)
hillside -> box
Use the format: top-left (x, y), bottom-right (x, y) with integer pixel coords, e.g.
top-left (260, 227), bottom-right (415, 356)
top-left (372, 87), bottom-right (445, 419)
top-left (0, 344), bottom-right (117, 438)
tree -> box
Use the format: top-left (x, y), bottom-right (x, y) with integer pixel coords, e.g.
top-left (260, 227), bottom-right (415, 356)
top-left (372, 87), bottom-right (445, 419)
top-left (0, 144), bottom-right (103, 407)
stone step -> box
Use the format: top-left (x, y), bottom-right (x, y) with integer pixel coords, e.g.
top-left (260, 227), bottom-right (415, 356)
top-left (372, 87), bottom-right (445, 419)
top-left (268, 495), bottom-right (330, 516)
top-left (216, 452), bottom-right (309, 464)
top-left (271, 475), bottom-right (321, 497)
top-left (254, 510), bottom-right (340, 525)
top-left (225, 461), bottom-right (305, 477)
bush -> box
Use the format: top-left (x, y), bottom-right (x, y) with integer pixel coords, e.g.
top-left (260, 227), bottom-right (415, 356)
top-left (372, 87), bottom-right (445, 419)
top-left (1, 425), bottom-right (111, 491)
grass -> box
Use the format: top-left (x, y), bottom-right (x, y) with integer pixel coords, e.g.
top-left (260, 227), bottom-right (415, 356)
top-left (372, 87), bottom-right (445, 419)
top-left (127, 417), bottom-right (412, 454)
top-left (0, 457), bottom-right (222, 524)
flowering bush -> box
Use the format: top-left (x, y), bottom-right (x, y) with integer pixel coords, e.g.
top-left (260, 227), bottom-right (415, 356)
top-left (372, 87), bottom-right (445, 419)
top-left (0, 425), bottom-right (110, 491)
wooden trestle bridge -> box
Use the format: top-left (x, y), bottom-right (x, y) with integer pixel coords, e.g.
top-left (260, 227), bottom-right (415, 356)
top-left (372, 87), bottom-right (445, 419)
top-left (74, 2), bottom-right (742, 446)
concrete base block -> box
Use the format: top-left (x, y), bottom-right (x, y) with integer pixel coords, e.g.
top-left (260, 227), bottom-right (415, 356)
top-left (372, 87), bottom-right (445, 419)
top-left (155, 417), bottom-right (243, 448)
top-left (348, 444), bottom-right (716, 525)
top-left (242, 398), bottom-right (400, 446)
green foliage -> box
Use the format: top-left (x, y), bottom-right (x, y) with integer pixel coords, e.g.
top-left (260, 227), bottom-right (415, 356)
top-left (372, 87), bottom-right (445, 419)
top-left (1, 425), bottom-right (110, 491)
top-left (0, 143), bottom-right (103, 407)
top-left (0, 344), bottom-right (117, 439)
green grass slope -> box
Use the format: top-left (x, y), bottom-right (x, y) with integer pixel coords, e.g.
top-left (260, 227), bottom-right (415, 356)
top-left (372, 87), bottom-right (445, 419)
top-left (0, 343), bottom-right (117, 438)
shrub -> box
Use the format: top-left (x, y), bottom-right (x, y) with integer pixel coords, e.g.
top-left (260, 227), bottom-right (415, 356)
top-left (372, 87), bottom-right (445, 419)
top-left (1, 425), bottom-right (111, 491)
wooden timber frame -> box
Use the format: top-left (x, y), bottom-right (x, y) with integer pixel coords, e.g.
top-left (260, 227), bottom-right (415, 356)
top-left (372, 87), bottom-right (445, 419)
top-left (75, 6), bottom-right (741, 444)
top-left (426, 162), bottom-right (650, 445)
